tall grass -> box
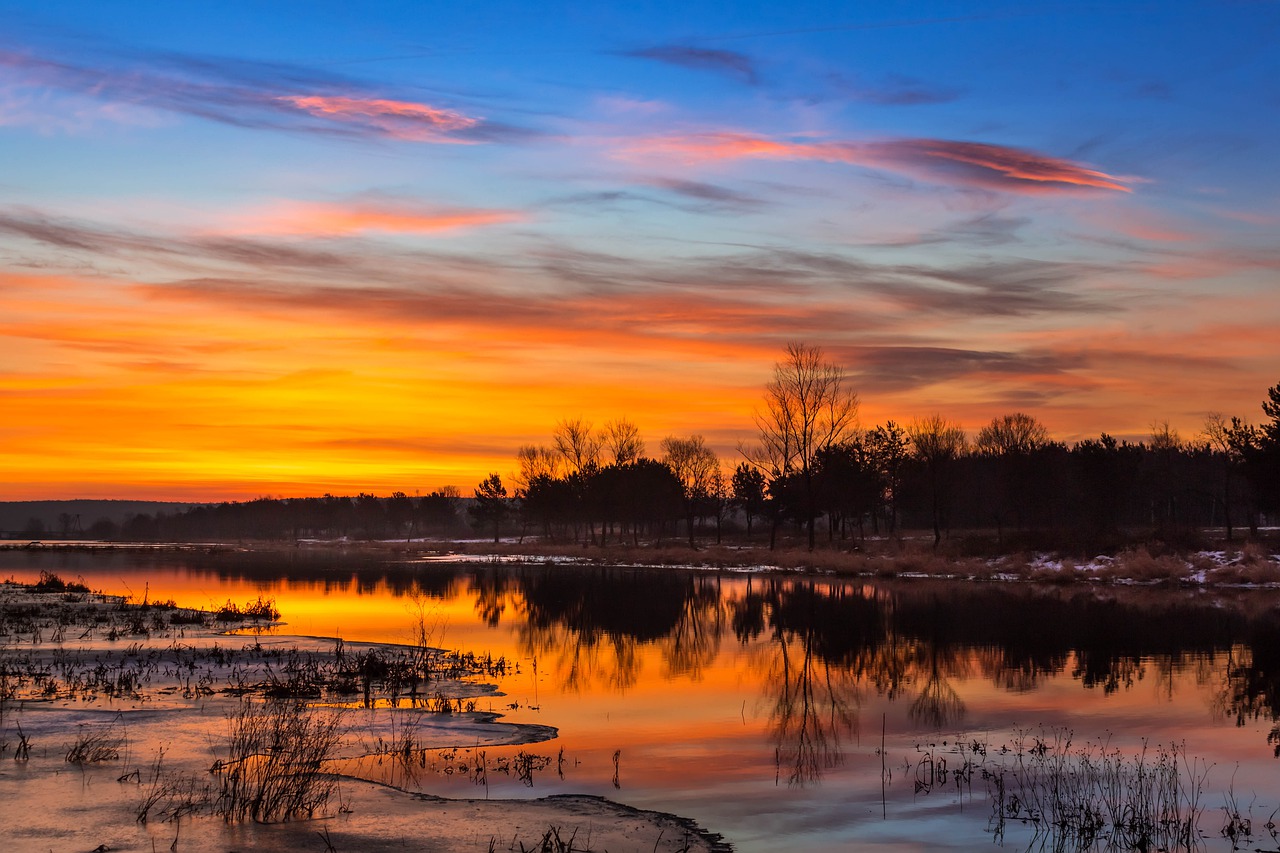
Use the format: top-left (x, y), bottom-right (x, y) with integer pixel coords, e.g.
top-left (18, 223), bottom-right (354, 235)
top-left (212, 699), bottom-right (344, 823)
top-left (65, 722), bottom-right (124, 764)
top-left (986, 730), bottom-right (1210, 851)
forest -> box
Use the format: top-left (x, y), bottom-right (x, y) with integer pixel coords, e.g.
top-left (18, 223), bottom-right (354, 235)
top-left (25, 345), bottom-right (1280, 554)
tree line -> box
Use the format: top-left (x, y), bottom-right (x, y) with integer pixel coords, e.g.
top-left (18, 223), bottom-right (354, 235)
top-left (41, 343), bottom-right (1280, 551)
top-left (473, 343), bottom-right (1280, 551)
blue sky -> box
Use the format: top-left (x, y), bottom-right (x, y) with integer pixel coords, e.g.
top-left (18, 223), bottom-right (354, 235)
top-left (2, 1), bottom-right (1278, 498)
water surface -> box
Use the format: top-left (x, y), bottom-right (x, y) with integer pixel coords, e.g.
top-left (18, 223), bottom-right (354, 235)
top-left (5, 548), bottom-right (1279, 851)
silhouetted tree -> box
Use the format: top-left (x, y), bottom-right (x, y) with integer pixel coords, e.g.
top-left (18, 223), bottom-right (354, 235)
top-left (908, 415), bottom-right (967, 547)
top-left (1201, 412), bottom-right (1245, 540)
top-left (662, 435), bottom-right (720, 548)
top-left (602, 418), bottom-right (645, 465)
top-left (553, 417), bottom-right (603, 473)
top-left (745, 343), bottom-right (859, 550)
top-left (813, 442), bottom-right (877, 541)
top-left (419, 487), bottom-right (462, 535)
top-left (470, 473), bottom-right (511, 543)
top-left (731, 463), bottom-right (767, 538)
top-left (975, 413), bottom-right (1051, 543)
top-left (387, 491), bottom-right (415, 541)
top-left (864, 421), bottom-right (910, 536)
top-left (1241, 382), bottom-right (1280, 517)
top-left (514, 444), bottom-right (562, 495)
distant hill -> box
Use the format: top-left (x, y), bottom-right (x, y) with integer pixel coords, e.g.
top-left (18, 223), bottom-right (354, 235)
top-left (0, 500), bottom-right (203, 537)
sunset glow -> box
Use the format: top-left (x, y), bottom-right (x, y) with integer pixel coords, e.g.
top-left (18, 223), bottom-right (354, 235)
top-left (1, 3), bottom-right (1277, 500)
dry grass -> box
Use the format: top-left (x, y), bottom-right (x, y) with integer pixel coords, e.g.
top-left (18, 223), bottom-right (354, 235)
top-left (1097, 547), bottom-right (1194, 583)
top-left (986, 730), bottom-right (1209, 851)
top-left (65, 722), bottom-right (124, 764)
top-left (212, 699), bottom-right (344, 823)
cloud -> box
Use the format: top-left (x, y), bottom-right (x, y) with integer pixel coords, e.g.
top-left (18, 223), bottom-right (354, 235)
top-left (622, 45), bottom-right (758, 84)
top-left (839, 345), bottom-right (1080, 394)
top-left (647, 178), bottom-right (769, 211)
top-left (622, 132), bottom-right (1134, 194)
top-left (0, 203), bottom-right (1118, 338)
top-left (227, 198), bottom-right (527, 237)
top-left (275, 95), bottom-right (478, 141)
top-left (0, 47), bottom-right (488, 142)
top-left (543, 177), bottom-right (766, 216)
top-left (827, 72), bottom-right (963, 106)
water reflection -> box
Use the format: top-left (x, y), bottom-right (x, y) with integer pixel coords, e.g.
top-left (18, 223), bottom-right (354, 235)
top-left (7, 549), bottom-right (1280, 764)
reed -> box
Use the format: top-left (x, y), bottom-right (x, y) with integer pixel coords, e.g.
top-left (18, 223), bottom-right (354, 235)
top-left (985, 730), bottom-right (1210, 851)
top-left (65, 722), bottom-right (124, 764)
top-left (212, 699), bottom-right (344, 823)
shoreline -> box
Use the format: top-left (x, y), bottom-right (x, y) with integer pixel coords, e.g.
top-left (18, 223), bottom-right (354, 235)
top-left (5, 534), bottom-right (1280, 588)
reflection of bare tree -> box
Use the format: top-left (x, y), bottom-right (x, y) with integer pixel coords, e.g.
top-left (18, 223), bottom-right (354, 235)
top-left (661, 578), bottom-right (724, 679)
top-left (760, 629), bottom-right (859, 786)
top-left (1072, 651), bottom-right (1141, 694)
top-left (909, 645), bottom-right (967, 729)
top-left (514, 621), bottom-right (642, 693)
top-left (749, 582), bottom-right (863, 786)
top-left (983, 646), bottom-right (1066, 693)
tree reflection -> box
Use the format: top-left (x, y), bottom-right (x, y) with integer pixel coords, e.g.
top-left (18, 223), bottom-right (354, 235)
top-left (908, 645), bottom-right (967, 729)
top-left (444, 559), bottom-right (1280, 768)
top-left (749, 581), bottom-right (869, 785)
top-left (509, 567), bottom-right (725, 692)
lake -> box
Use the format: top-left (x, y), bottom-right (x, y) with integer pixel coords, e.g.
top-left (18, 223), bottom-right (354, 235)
top-left (4, 546), bottom-right (1279, 852)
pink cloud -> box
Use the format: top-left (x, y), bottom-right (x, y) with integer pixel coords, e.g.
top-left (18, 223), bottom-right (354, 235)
top-left (229, 199), bottom-right (526, 237)
top-left (622, 131), bottom-right (1132, 194)
top-left (276, 95), bottom-right (479, 141)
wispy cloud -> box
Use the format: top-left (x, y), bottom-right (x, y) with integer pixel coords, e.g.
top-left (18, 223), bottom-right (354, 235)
top-left (827, 72), bottom-right (963, 106)
top-left (621, 44), bottom-right (758, 84)
top-left (838, 345), bottom-right (1079, 395)
top-left (0, 204), bottom-right (1113, 331)
top-left (275, 95), bottom-right (477, 140)
top-left (226, 198), bottom-right (527, 237)
top-left (0, 47), bottom-right (488, 142)
top-left (543, 177), bottom-right (767, 216)
top-left (622, 131), bottom-right (1134, 194)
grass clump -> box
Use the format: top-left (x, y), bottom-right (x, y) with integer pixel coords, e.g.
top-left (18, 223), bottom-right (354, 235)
top-left (986, 729), bottom-right (1209, 851)
top-left (33, 571), bottom-right (89, 594)
top-left (214, 595), bottom-right (280, 622)
top-left (212, 699), bottom-right (344, 823)
top-left (65, 723), bottom-right (124, 764)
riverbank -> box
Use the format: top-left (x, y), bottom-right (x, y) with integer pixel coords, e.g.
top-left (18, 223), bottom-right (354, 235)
top-left (8, 534), bottom-right (1277, 588)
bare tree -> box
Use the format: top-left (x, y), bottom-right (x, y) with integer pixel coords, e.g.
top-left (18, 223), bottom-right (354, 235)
top-left (975, 413), bottom-right (1050, 542)
top-left (553, 417), bottom-right (603, 473)
top-left (1201, 412), bottom-right (1239, 541)
top-left (975, 413), bottom-right (1049, 456)
top-left (1148, 420), bottom-right (1183, 452)
top-left (745, 343), bottom-right (859, 550)
top-left (908, 415), bottom-right (967, 547)
top-left (662, 435), bottom-right (720, 548)
top-left (603, 418), bottom-right (645, 465)
top-left (513, 444), bottom-right (563, 494)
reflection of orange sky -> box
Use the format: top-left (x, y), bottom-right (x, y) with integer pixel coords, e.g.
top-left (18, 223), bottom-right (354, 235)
top-left (3, 263), bottom-right (1279, 499)
top-left (10, 562), bottom-right (1276, 803)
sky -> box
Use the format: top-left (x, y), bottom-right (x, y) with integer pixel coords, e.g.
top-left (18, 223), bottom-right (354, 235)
top-left (1, 1), bottom-right (1278, 500)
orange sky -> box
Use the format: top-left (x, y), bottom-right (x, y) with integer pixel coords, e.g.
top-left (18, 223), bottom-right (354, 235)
top-left (2, 5), bottom-right (1278, 500)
